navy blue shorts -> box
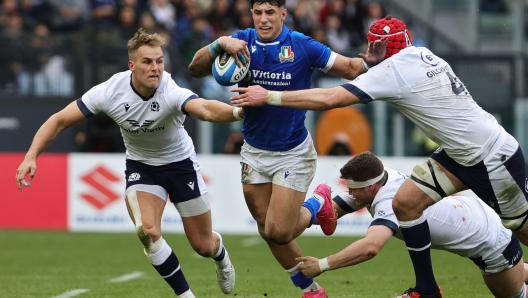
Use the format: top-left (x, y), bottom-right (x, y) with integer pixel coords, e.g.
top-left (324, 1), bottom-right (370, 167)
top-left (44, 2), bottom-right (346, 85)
top-left (125, 158), bottom-right (205, 203)
top-left (431, 147), bottom-right (528, 215)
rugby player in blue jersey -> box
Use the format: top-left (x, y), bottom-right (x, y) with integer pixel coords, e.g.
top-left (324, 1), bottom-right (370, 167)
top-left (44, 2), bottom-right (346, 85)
top-left (189, 1), bottom-right (386, 297)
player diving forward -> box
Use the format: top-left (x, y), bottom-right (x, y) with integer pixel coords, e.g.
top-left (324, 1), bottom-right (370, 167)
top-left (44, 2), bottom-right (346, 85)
top-left (299, 151), bottom-right (527, 298)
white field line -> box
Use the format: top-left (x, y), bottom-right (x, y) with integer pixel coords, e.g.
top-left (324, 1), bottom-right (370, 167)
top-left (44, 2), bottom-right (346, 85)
top-left (241, 237), bottom-right (263, 247)
top-left (51, 289), bottom-right (89, 298)
top-left (108, 271), bottom-right (144, 283)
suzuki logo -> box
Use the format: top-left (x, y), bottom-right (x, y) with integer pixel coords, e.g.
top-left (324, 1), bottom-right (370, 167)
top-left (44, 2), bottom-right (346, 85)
top-left (80, 166), bottom-right (121, 210)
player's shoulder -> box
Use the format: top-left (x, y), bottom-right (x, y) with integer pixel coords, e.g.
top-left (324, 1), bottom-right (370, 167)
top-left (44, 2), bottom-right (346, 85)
top-left (232, 28), bottom-right (256, 41)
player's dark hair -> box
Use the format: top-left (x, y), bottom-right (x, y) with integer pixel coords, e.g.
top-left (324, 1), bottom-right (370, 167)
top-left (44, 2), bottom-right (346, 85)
top-left (127, 28), bottom-right (166, 61)
top-left (251, 0), bottom-right (285, 8)
top-left (340, 151), bottom-right (384, 182)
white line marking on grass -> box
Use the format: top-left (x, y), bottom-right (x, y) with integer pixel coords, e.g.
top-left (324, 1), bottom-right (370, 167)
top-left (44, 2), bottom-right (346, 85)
top-left (241, 237), bottom-right (263, 247)
top-left (51, 289), bottom-right (89, 298)
top-left (108, 271), bottom-right (144, 283)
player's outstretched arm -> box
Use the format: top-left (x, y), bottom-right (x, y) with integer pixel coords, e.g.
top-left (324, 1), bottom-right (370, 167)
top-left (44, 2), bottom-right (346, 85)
top-left (184, 98), bottom-right (244, 123)
top-left (296, 225), bottom-right (393, 278)
top-left (16, 101), bottom-right (87, 191)
top-left (231, 85), bottom-right (362, 110)
top-left (327, 39), bottom-right (388, 80)
top-left (188, 37), bottom-right (249, 78)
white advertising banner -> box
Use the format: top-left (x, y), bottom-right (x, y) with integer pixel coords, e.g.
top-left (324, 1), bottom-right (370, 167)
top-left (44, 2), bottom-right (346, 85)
top-left (68, 154), bottom-right (436, 236)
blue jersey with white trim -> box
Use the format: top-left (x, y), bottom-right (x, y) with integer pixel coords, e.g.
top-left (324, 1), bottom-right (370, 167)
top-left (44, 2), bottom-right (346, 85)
top-left (233, 25), bottom-right (335, 151)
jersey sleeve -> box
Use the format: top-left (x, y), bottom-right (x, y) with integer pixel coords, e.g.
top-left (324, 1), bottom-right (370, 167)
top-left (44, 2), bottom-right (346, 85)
top-left (297, 34), bottom-right (334, 72)
top-left (341, 62), bottom-right (401, 104)
top-left (370, 199), bottom-right (399, 235)
top-left (78, 81), bottom-right (109, 117)
top-left (167, 83), bottom-right (199, 115)
top-left (231, 29), bottom-right (249, 41)
top-left (333, 191), bottom-right (363, 213)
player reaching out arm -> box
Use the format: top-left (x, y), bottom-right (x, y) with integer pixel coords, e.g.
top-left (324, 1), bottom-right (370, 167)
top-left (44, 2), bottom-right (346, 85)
top-left (16, 28), bottom-right (243, 298)
top-left (298, 152), bottom-right (527, 298)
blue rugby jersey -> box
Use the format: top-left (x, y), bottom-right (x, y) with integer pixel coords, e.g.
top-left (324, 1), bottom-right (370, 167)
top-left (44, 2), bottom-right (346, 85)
top-left (233, 25), bottom-right (335, 151)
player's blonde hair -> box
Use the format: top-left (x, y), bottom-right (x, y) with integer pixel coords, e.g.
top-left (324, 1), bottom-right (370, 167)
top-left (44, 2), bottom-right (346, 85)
top-left (127, 28), bottom-right (166, 61)
top-left (340, 151), bottom-right (384, 183)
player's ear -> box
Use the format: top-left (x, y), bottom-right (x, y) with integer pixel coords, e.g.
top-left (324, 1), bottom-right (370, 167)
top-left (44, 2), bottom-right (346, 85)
top-left (128, 60), bottom-right (134, 72)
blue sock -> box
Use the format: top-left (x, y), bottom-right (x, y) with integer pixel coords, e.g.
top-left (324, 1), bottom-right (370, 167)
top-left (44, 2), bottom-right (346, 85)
top-left (153, 251), bottom-right (190, 295)
top-left (290, 271), bottom-right (314, 290)
top-left (400, 218), bottom-right (438, 295)
top-left (302, 198), bottom-right (321, 228)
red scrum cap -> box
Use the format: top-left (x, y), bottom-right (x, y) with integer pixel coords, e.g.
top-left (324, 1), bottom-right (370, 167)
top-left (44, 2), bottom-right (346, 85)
top-left (367, 15), bottom-right (413, 59)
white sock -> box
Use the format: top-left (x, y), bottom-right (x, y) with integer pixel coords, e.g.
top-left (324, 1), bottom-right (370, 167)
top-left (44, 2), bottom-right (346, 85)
top-left (312, 194), bottom-right (325, 212)
top-left (285, 262), bottom-right (303, 276)
top-left (302, 282), bottom-right (319, 293)
top-left (178, 289), bottom-right (195, 298)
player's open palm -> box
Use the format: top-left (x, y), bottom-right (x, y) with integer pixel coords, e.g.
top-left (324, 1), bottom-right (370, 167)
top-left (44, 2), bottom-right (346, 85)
top-left (16, 159), bottom-right (36, 192)
top-left (359, 38), bottom-right (387, 67)
top-left (230, 85), bottom-right (269, 107)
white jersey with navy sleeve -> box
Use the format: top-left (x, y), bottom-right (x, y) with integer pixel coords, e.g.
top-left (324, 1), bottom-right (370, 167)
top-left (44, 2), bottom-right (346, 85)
top-left (233, 25), bottom-right (337, 151)
top-left (343, 46), bottom-right (510, 166)
top-left (78, 70), bottom-right (197, 166)
top-left (333, 167), bottom-right (507, 259)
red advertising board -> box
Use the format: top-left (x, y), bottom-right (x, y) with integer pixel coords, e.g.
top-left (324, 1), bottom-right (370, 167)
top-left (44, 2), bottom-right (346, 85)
top-left (0, 153), bottom-right (67, 229)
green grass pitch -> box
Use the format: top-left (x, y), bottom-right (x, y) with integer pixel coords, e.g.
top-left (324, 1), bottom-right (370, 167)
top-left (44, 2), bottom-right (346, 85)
top-left (0, 230), bottom-right (525, 297)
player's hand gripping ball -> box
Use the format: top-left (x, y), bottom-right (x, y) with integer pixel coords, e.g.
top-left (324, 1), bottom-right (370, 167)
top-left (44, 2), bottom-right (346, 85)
top-left (212, 49), bottom-right (250, 86)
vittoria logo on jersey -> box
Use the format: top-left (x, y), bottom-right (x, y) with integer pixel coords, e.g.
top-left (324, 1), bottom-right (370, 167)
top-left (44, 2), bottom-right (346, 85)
top-left (123, 119), bottom-right (164, 134)
top-left (279, 46), bottom-right (294, 62)
top-left (150, 101), bottom-right (160, 112)
top-left (250, 69), bottom-right (292, 86)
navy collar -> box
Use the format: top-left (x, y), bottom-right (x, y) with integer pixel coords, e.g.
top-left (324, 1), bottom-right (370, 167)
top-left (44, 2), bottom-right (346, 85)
top-left (130, 73), bottom-right (156, 101)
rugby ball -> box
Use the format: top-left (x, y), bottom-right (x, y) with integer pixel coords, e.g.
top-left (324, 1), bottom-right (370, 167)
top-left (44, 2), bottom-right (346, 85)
top-left (212, 50), bottom-right (250, 86)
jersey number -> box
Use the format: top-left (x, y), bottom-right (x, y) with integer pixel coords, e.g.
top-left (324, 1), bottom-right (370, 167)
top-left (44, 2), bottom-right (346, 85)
top-left (446, 72), bottom-right (465, 95)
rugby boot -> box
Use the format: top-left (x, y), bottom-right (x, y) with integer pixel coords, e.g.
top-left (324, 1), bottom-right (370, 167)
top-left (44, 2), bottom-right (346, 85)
top-left (302, 286), bottom-right (329, 298)
top-left (393, 287), bottom-right (443, 298)
top-left (314, 183), bottom-right (338, 235)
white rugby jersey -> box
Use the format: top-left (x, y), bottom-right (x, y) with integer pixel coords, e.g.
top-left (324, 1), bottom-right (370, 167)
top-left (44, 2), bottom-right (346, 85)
top-left (78, 70), bottom-right (197, 166)
top-left (335, 167), bottom-right (507, 259)
top-left (345, 46), bottom-right (510, 166)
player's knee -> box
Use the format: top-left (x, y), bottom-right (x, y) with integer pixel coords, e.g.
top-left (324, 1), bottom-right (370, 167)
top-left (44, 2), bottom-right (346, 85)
top-left (264, 225), bottom-right (294, 245)
top-left (190, 241), bottom-right (214, 257)
top-left (135, 224), bottom-right (161, 248)
top-left (392, 195), bottom-right (411, 218)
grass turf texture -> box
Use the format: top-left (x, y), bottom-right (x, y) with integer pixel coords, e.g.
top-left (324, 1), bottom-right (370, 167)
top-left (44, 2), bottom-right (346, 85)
top-left (1, 230), bottom-right (525, 297)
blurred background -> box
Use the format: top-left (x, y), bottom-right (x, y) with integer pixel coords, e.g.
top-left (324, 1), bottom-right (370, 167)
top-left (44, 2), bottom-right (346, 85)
top-left (0, 0), bottom-right (528, 158)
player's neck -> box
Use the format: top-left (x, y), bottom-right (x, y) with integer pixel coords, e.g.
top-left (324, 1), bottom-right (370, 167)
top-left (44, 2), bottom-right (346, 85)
top-left (131, 75), bottom-right (156, 99)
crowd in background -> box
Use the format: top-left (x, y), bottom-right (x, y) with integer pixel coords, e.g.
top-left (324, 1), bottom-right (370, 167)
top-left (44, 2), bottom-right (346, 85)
top-left (0, 0), bottom-right (393, 95)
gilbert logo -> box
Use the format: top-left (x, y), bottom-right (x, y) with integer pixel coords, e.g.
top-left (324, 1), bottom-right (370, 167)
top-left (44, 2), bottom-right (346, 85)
top-left (80, 166), bottom-right (121, 210)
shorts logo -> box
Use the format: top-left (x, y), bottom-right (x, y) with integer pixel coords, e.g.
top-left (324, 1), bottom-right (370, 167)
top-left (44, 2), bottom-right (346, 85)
top-left (377, 210), bottom-right (385, 216)
top-left (284, 170), bottom-right (291, 178)
top-left (279, 46), bottom-right (294, 63)
top-left (128, 172), bottom-right (140, 182)
top-left (241, 163), bottom-right (251, 174)
top-left (187, 181), bottom-right (195, 190)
